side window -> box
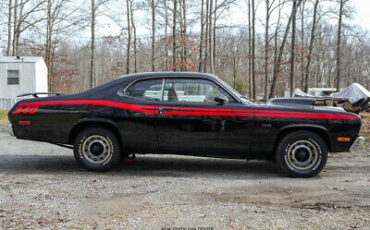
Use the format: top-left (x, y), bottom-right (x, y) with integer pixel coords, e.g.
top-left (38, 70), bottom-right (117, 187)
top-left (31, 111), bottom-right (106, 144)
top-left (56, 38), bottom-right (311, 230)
top-left (163, 78), bottom-right (236, 103)
top-left (125, 79), bottom-right (163, 101)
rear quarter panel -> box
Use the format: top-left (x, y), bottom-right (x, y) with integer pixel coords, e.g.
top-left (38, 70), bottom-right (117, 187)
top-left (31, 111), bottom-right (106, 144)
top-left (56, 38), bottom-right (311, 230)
top-left (9, 101), bottom-right (87, 143)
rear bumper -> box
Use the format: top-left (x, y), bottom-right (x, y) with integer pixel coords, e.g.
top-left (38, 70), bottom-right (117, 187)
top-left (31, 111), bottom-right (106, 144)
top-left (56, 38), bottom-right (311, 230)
top-left (8, 124), bottom-right (14, 137)
top-left (350, 136), bottom-right (366, 152)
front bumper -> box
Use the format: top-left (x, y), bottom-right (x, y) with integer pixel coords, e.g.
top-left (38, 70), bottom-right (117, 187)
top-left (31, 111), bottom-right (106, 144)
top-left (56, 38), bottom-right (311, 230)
top-left (350, 136), bottom-right (366, 152)
top-left (8, 124), bottom-right (14, 137)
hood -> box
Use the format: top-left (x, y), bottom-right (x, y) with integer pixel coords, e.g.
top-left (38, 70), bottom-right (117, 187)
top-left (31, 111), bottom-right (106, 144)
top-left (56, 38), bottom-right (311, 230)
top-left (267, 97), bottom-right (315, 108)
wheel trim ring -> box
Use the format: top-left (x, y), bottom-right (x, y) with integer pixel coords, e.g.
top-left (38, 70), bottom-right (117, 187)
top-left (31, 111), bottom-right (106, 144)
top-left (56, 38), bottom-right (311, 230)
top-left (286, 140), bottom-right (319, 171)
top-left (82, 135), bottom-right (112, 164)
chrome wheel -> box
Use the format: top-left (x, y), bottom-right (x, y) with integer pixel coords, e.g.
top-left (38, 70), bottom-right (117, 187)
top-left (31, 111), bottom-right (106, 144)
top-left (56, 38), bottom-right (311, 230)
top-left (82, 135), bottom-right (112, 164)
top-left (286, 140), bottom-right (319, 171)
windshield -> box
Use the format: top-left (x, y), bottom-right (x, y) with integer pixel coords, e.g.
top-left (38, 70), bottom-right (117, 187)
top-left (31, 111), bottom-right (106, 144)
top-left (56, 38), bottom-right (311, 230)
top-left (215, 76), bottom-right (252, 104)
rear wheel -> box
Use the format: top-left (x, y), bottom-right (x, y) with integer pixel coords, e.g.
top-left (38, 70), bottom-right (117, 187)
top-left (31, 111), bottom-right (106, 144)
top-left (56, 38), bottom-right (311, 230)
top-left (73, 127), bottom-right (121, 171)
top-left (275, 131), bottom-right (327, 178)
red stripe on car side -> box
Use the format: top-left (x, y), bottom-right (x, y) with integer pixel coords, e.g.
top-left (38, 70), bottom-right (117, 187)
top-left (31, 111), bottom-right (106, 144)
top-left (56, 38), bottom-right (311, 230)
top-left (17, 100), bottom-right (158, 115)
top-left (15, 100), bottom-right (359, 120)
top-left (162, 111), bottom-right (254, 117)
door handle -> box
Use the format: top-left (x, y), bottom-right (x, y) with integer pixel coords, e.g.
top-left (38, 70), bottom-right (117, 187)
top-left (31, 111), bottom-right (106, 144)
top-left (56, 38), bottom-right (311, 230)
top-left (158, 107), bottom-right (173, 112)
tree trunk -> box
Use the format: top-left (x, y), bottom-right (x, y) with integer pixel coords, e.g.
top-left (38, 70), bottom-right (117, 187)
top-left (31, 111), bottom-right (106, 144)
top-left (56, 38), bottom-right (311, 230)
top-left (251, 0), bottom-right (256, 100)
top-left (198, 0), bottom-right (204, 72)
top-left (233, 51), bottom-right (237, 88)
top-left (290, 0), bottom-right (297, 97)
top-left (304, 0), bottom-right (319, 92)
top-left (164, 0), bottom-right (169, 70)
top-left (14, 0), bottom-right (23, 56)
top-left (212, 0), bottom-right (217, 73)
top-left (273, 0), bottom-right (281, 71)
top-left (183, 0), bottom-right (187, 71)
top-left (126, 0), bottom-right (131, 74)
top-left (90, 0), bottom-right (95, 88)
top-left (46, 0), bottom-right (52, 91)
top-left (336, 0), bottom-right (344, 91)
top-left (12, 0), bottom-right (18, 56)
top-left (264, 0), bottom-right (270, 101)
top-left (172, 0), bottom-right (177, 71)
top-left (209, 0), bottom-right (214, 74)
top-left (247, 0), bottom-right (252, 98)
top-left (203, 0), bottom-right (209, 72)
top-left (130, 0), bottom-right (137, 73)
top-left (151, 0), bottom-right (155, 71)
top-left (300, 1), bottom-right (305, 89)
top-left (7, 0), bottom-right (12, 56)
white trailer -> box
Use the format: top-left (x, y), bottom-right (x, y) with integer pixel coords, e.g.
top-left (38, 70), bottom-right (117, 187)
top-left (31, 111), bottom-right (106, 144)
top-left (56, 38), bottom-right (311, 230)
top-left (0, 56), bottom-right (48, 110)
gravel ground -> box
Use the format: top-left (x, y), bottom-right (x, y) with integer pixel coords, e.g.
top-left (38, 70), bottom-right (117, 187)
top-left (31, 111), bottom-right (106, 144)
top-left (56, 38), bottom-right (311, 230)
top-left (0, 126), bottom-right (369, 229)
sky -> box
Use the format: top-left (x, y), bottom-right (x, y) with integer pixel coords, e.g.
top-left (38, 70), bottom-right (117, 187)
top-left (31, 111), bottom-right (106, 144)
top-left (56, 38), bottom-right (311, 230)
top-left (350, 0), bottom-right (370, 31)
top-left (228, 0), bottom-right (370, 34)
top-left (98, 0), bottom-right (370, 41)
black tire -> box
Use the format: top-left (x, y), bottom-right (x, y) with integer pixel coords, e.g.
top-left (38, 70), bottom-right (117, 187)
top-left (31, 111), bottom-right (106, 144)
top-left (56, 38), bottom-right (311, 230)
top-left (275, 131), bottom-right (327, 178)
top-left (73, 127), bottom-right (122, 172)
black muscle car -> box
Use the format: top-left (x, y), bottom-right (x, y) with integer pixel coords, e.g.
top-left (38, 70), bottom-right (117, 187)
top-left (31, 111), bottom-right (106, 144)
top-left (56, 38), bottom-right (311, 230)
top-left (8, 72), bottom-right (365, 177)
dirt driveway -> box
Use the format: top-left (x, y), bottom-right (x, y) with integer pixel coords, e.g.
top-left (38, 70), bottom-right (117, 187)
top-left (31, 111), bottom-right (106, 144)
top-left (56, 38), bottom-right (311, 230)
top-left (0, 126), bottom-right (369, 229)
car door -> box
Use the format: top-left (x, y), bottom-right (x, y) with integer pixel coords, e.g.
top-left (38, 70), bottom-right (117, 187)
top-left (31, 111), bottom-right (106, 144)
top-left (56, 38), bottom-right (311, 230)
top-left (156, 77), bottom-right (255, 158)
top-left (118, 78), bottom-right (163, 153)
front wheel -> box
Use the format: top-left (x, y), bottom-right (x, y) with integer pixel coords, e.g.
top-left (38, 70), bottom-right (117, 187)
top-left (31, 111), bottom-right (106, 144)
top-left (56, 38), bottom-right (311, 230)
top-left (74, 127), bottom-right (121, 171)
top-left (275, 131), bottom-right (327, 178)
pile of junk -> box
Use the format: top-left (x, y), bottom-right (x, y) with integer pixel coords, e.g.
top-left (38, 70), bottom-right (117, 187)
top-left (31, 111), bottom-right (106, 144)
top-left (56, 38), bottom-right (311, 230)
top-left (293, 83), bottom-right (370, 114)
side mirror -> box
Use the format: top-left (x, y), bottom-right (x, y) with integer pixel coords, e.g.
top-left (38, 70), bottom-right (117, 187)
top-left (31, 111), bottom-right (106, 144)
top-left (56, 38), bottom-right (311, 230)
top-left (215, 95), bottom-right (228, 105)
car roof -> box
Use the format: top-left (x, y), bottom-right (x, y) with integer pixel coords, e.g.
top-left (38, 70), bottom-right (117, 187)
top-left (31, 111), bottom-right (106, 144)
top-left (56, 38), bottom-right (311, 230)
top-left (119, 72), bottom-right (218, 81)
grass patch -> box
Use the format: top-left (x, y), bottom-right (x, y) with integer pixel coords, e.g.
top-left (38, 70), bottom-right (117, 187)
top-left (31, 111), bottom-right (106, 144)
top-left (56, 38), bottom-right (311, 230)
top-left (0, 111), bottom-right (9, 126)
top-left (0, 110), bottom-right (8, 118)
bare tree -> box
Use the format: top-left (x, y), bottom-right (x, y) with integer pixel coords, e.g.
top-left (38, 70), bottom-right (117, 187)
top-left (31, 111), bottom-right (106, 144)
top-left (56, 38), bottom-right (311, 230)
top-left (12, 0), bottom-right (47, 56)
top-left (269, 0), bottom-right (303, 98)
top-left (203, 0), bottom-right (209, 72)
top-left (151, 0), bottom-right (156, 71)
top-left (251, 0), bottom-right (255, 100)
top-left (179, 0), bottom-right (187, 71)
top-left (263, 0), bottom-right (277, 101)
top-left (183, 0), bottom-right (187, 71)
top-left (304, 0), bottom-right (319, 92)
top-left (126, 0), bottom-right (131, 74)
top-left (12, 0), bottom-right (18, 55)
top-left (247, 0), bottom-right (252, 98)
top-left (299, 0), bottom-right (305, 88)
top-left (46, 0), bottom-right (52, 90)
top-left (212, 0), bottom-right (217, 72)
top-left (43, 0), bottom-right (86, 91)
top-left (290, 0), bottom-right (297, 97)
top-left (172, 0), bottom-right (177, 71)
top-left (129, 0), bottom-right (137, 73)
top-left (209, 0), bottom-right (214, 73)
top-left (198, 0), bottom-right (205, 71)
top-left (90, 0), bottom-right (95, 87)
top-left (336, 0), bottom-right (346, 91)
top-left (163, 0), bottom-right (169, 70)
top-left (7, 0), bottom-right (12, 56)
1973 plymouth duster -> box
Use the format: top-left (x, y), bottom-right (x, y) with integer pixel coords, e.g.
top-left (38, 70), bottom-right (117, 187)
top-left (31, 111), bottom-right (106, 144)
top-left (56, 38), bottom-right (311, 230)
top-left (8, 72), bottom-right (365, 177)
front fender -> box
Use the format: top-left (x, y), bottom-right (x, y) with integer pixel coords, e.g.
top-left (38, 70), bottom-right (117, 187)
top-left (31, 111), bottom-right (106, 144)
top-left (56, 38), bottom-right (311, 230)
top-left (276, 123), bottom-right (331, 151)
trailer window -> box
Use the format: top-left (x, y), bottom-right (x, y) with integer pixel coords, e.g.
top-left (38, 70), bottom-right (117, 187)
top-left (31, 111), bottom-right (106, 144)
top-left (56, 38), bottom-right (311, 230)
top-left (7, 70), bottom-right (19, 85)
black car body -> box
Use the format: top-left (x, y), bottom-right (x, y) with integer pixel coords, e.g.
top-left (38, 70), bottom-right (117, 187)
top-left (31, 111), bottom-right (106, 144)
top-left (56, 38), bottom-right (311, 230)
top-left (8, 72), bottom-right (364, 177)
